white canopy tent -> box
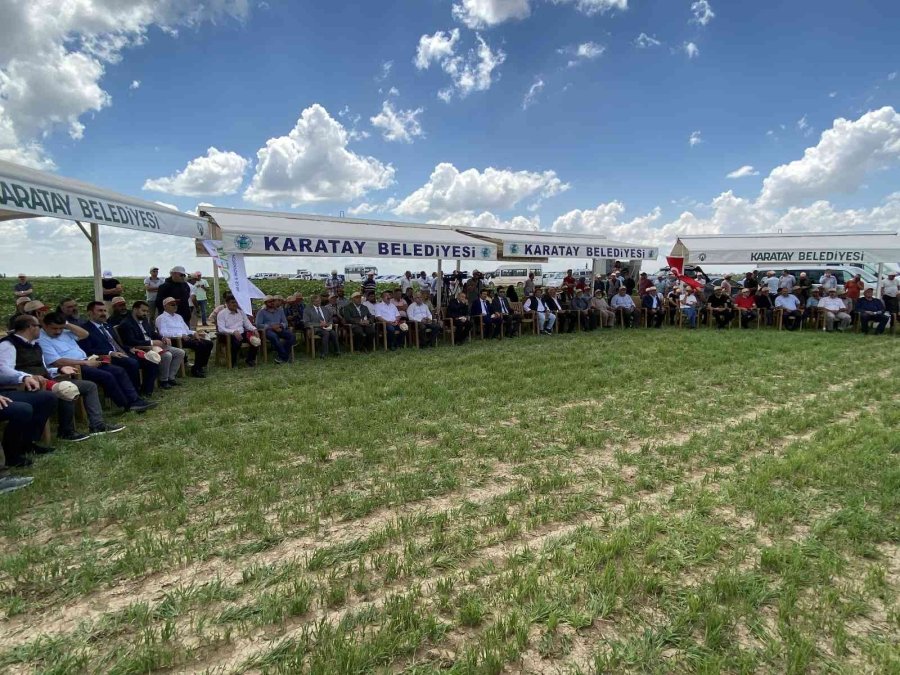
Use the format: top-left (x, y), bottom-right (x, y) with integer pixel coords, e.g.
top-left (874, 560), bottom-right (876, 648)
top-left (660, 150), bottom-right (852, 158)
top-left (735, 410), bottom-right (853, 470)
top-left (0, 159), bottom-right (210, 300)
top-left (456, 227), bottom-right (659, 261)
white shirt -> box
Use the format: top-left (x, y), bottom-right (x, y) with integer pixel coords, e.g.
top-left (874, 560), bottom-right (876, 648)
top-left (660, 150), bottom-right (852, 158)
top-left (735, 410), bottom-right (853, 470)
top-left (400, 277), bottom-right (413, 293)
top-left (680, 294), bottom-right (698, 309)
top-left (217, 308), bottom-right (255, 333)
top-left (374, 301), bottom-right (400, 322)
top-left (362, 300), bottom-right (378, 314)
top-left (0, 334), bottom-right (58, 381)
top-left (156, 311), bottom-right (194, 338)
top-left (611, 294), bottom-right (635, 310)
top-left (819, 297), bottom-right (846, 312)
top-left (407, 302), bottom-right (432, 322)
top-left (882, 278), bottom-right (899, 298)
top-left (524, 297), bottom-right (546, 313)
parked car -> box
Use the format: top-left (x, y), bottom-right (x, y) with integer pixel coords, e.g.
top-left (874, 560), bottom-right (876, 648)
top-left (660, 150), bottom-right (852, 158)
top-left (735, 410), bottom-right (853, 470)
top-left (754, 265), bottom-right (878, 293)
top-left (487, 265), bottom-right (543, 289)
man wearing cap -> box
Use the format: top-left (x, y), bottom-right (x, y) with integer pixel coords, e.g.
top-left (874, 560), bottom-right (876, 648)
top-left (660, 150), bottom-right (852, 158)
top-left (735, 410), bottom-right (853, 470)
top-left (341, 291), bottom-right (376, 352)
top-left (818, 288), bottom-right (851, 331)
top-left (101, 270), bottom-right (123, 309)
top-left (802, 287), bottom-right (821, 324)
top-left (407, 291), bottom-right (443, 347)
top-left (283, 293), bottom-right (306, 332)
top-left (590, 290), bottom-right (614, 328)
top-left (155, 266), bottom-right (192, 326)
top-left (883, 271), bottom-right (899, 315)
top-left (774, 287), bottom-right (802, 331)
top-left (707, 286), bottom-right (735, 330)
top-left (763, 271), bottom-right (779, 305)
top-left (733, 288), bottom-right (758, 329)
top-left (13, 273), bottom-right (33, 300)
top-left (107, 297), bottom-right (130, 328)
top-left (720, 274), bottom-right (733, 296)
top-left (610, 286), bottom-right (637, 328)
top-left (144, 267), bottom-right (162, 320)
top-left (216, 295), bottom-right (260, 366)
top-left (856, 288), bottom-right (889, 335)
top-left (7, 296), bottom-right (32, 331)
top-left (641, 286), bottom-right (665, 328)
top-left (325, 270), bottom-right (344, 297)
top-left (81, 301), bottom-right (159, 396)
top-left (119, 301), bottom-right (185, 388)
top-left (796, 272), bottom-right (811, 304)
top-left (303, 294), bottom-right (341, 357)
top-left (1, 315), bottom-right (125, 442)
top-left (256, 296), bottom-right (295, 364)
top-left (39, 312), bottom-right (156, 413)
top-left (155, 297), bottom-right (213, 377)
top-left (362, 271), bottom-right (377, 297)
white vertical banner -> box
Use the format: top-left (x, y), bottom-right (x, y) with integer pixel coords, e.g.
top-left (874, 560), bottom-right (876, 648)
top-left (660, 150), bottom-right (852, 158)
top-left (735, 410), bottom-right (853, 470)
top-left (202, 240), bottom-right (265, 316)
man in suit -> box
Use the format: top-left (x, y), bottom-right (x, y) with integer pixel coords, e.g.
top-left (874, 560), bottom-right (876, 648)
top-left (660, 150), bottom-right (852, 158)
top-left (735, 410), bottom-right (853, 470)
top-left (154, 266), bottom-right (193, 326)
top-left (491, 287), bottom-right (521, 337)
top-left (81, 301), bottom-right (158, 397)
top-left (341, 291), bottom-right (376, 352)
top-left (447, 291), bottom-right (472, 344)
top-left (119, 301), bottom-right (185, 389)
top-left (641, 286), bottom-right (665, 328)
top-left (470, 288), bottom-right (500, 339)
top-left (303, 294), bottom-right (340, 357)
top-left (544, 288), bottom-right (574, 333)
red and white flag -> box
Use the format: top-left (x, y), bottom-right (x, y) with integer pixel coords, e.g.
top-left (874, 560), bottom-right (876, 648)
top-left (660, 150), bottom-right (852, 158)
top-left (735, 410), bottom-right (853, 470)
top-left (666, 256), bottom-right (704, 290)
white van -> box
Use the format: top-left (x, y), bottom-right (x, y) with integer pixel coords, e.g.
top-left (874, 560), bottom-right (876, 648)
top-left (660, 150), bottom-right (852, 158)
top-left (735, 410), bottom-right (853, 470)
top-left (488, 265), bottom-right (543, 289)
top-left (755, 265), bottom-right (877, 292)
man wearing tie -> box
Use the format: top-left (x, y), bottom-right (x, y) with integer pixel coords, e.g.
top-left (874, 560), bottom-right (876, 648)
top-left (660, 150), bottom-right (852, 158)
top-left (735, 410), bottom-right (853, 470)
top-left (470, 288), bottom-right (499, 339)
top-left (341, 292), bottom-right (376, 352)
top-left (80, 301), bottom-right (159, 397)
top-left (303, 294), bottom-right (340, 357)
top-left (641, 286), bottom-right (665, 328)
top-left (490, 287), bottom-right (521, 338)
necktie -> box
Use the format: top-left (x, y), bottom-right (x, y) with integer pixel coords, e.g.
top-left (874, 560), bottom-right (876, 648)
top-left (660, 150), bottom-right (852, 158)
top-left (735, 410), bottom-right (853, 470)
top-left (482, 301), bottom-right (487, 314)
top-left (101, 325), bottom-right (118, 352)
top-left (500, 299), bottom-right (507, 314)
top-left (317, 307), bottom-right (324, 320)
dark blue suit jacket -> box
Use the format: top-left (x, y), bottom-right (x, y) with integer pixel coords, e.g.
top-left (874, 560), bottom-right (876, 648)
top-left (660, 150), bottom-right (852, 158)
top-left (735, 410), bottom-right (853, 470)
top-left (642, 294), bottom-right (664, 310)
top-left (470, 298), bottom-right (492, 317)
top-left (79, 321), bottom-right (126, 356)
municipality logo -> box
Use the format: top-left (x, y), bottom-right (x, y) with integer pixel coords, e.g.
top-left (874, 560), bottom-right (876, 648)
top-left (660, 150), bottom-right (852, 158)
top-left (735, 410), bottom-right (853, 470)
top-left (509, 243), bottom-right (520, 255)
top-left (234, 234), bottom-right (253, 251)
top-left (480, 246), bottom-right (491, 258)
top-left (698, 252), bottom-right (707, 262)
top-left (196, 221), bottom-right (206, 237)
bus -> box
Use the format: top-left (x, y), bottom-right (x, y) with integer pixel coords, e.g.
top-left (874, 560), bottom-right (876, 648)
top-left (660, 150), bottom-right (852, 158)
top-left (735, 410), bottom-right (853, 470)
top-left (345, 265), bottom-right (378, 279)
top-left (487, 265), bottom-right (543, 289)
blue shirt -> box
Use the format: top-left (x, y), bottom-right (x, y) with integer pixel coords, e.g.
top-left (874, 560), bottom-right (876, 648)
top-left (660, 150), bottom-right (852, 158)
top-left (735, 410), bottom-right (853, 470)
top-left (38, 329), bottom-right (88, 365)
top-left (775, 294), bottom-right (801, 311)
top-left (856, 298), bottom-right (885, 313)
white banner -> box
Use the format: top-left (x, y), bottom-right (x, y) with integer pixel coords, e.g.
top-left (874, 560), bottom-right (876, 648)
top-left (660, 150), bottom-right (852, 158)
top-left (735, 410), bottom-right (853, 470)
top-left (0, 171), bottom-right (209, 238)
top-left (502, 242), bottom-right (658, 260)
top-left (686, 248), bottom-right (900, 265)
top-left (202, 240), bottom-right (265, 316)
top-left (222, 232), bottom-right (497, 260)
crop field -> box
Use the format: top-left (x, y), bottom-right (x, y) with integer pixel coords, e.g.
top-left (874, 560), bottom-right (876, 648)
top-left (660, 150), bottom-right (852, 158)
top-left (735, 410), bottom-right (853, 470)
top-left (0, 328), bottom-right (898, 674)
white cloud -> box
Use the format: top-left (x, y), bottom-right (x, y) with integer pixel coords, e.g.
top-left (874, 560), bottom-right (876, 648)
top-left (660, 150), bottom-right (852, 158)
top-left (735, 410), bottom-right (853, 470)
top-left (690, 0), bottom-right (715, 26)
top-left (129, 79), bottom-right (141, 90)
top-left (684, 42), bottom-right (700, 59)
top-left (438, 211), bottom-right (541, 231)
top-left (370, 100), bottom-right (424, 143)
top-left (243, 103), bottom-right (395, 206)
top-left (387, 86), bottom-right (400, 97)
top-left (634, 33), bottom-right (661, 48)
top-left (394, 162), bottom-right (568, 219)
top-left (561, 42), bottom-right (605, 67)
top-left (726, 165), bottom-right (760, 179)
top-left (797, 114), bottom-right (814, 137)
top-left (414, 29), bottom-right (461, 70)
top-left (760, 106), bottom-right (900, 207)
top-left (549, 0), bottom-right (628, 16)
top-left (522, 78), bottom-right (544, 110)
top-left (889, 72), bottom-right (897, 81)
top-left (347, 197), bottom-right (399, 216)
top-left (452, 0), bottom-right (531, 28)
top-left (0, 0), bottom-right (249, 168)
top-left (689, 130), bottom-right (702, 147)
top-left (828, 91), bottom-right (838, 98)
top-left (143, 147), bottom-right (249, 196)
top-left (416, 30), bottom-right (506, 101)
top-left (377, 60), bottom-right (393, 81)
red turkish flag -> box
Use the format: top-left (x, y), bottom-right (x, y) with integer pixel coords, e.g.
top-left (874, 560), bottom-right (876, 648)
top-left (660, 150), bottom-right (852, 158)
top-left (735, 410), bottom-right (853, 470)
top-left (666, 256), bottom-right (704, 290)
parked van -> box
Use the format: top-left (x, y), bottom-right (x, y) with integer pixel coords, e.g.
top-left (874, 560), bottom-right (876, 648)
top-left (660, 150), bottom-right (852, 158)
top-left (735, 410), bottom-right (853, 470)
top-left (755, 265), bottom-right (878, 292)
top-left (487, 265), bottom-right (543, 288)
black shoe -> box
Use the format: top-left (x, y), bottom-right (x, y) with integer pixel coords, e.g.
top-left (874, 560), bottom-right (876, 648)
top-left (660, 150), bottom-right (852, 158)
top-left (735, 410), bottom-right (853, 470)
top-left (90, 422), bottom-right (125, 435)
top-left (190, 368), bottom-right (206, 378)
top-left (59, 432), bottom-right (91, 443)
top-left (6, 455), bottom-right (33, 468)
top-left (245, 360), bottom-right (256, 367)
top-left (130, 399), bottom-right (157, 413)
top-left (168, 379), bottom-right (181, 386)
top-left (29, 444), bottom-right (55, 455)
top-left (159, 381), bottom-right (173, 390)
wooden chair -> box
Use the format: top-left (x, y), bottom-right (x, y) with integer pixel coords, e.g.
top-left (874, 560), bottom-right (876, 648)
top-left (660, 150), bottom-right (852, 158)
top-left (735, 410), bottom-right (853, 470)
top-left (512, 302), bottom-right (537, 335)
top-left (215, 333), bottom-right (265, 368)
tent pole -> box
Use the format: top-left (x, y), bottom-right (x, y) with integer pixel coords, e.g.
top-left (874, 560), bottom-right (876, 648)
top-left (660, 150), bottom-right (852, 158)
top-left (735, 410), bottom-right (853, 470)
top-left (212, 254), bottom-right (221, 306)
top-left (876, 262), bottom-right (884, 297)
top-left (89, 222), bottom-right (102, 302)
top-left (437, 259), bottom-right (443, 308)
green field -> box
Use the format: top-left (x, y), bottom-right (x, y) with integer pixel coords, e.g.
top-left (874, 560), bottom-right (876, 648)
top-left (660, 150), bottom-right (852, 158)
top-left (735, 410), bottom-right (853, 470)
top-left (0, 327), bottom-right (897, 674)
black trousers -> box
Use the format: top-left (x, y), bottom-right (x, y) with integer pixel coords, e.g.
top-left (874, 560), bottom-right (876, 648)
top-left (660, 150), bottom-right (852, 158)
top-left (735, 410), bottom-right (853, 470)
top-left (350, 324), bottom-right (376, 351)
top-left (0, 390), bottom-right (55, 463)
top-left (181, 337), bottom-right (213, 369)
top-left (80, 363), bottom-right (140, 409)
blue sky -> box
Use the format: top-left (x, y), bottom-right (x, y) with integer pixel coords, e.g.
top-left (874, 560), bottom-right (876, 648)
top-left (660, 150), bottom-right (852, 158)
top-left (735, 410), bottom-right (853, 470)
top-left (2, 0), bottom-right (900, 276)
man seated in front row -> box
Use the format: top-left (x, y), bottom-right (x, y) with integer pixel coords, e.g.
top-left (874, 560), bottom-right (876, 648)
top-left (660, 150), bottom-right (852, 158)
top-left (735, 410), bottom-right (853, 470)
top-left (471, 288), bottom-right (500, 339)
top-left (39, 312), bottom-right (156, 413)
top-left (544, 288), bottom-right (574, 333)
top-left (572, 288), bottom-right (596, 330)
top-left (407, 291), bottom-right (443, 347)
top-left (524, 291), bottom-right (555, 335)
top-left (733, 287), bottom-right (758, 329)
top-left (118, 301), bottom-right (185, 389)
top-left (1, 315), bottom-right (124, 441)
top-left (591, 290), bottom-right (615, 328)
top-left (491, 287), bottom-right (521, 337)
top-left (819, 288), bottom-right (851, 331)
top-left (341, 291), bottom-right (376, 352)
top-left (641, 286), bottom-right (665, 328)
top-left (303, 294), bottom-right (340, 357)
top-left (215, 295), bottom-right (260, 366)
top-left (707, 286), bottom-right (734, 330)
top-left (610, 286), bottom-right (637, 327)
top-left (447, 291), bottom-right (472, 344)
top-left (0, 380), bottom-right (55, 468)
top-left (774, 287), bottom-right (802, 331)
top-left (155, 297), bottom-right (213, 377)
top-left (81, 301), bottom-right (159, 397)
top-left (255, 296), bottom-right (296, 364)
top-left (856, 288), bottom-right (889, 335)
top-left (107, 297), bottom-right (130, 327)
top-left (374, 290), bottom-right (405, 350)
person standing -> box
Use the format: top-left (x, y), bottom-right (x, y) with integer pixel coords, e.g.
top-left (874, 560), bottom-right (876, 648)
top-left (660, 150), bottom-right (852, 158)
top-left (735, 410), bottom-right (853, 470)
top-left (524, 272), bottom-right (536, 299)
top-left (362, 271), bottom-right (377, 297)
top-left (843, 274), bottom-right (863, 314)
top-left (796, 272), bottom-right (811, 305)
top-left (155, 266), bottom-right (193, 326)
top-left (882, 271), bottom-right (899, 315)
top-left (144, 267), bottom-right (162, 320)
top-left (192, 273), bottom-right (210, 326)
top-left (101, 271), bottom-right (123, 309)
top-left (13, 274), bottom-right (33, 300)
